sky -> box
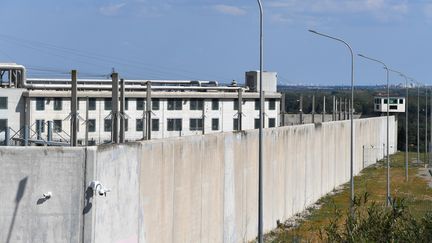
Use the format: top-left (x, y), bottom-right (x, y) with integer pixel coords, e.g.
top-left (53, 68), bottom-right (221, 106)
top-left (0, 0), bottom-right (431, 86)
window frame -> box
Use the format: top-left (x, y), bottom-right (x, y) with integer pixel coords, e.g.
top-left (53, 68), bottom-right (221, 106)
top-left (211, 118), bottom-right (219, 131)
top-left (0, 97), bottom-right (8, 109)
top-left (167, 118), bottom-right (182, 131)
top-left (36, 98), bottom-right (45, 111)
top-left (53, 98), bottom-right (63, 111)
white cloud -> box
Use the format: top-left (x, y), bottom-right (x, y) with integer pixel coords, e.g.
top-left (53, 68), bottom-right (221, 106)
top-left (268, 0), bottom-right (409, 24)
top-left (99, 3), bottom-right (127, 16)
top-left (212, 4), bottom-right (247, 16)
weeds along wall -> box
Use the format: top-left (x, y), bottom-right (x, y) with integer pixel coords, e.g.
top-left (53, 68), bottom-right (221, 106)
top-left (0, 116), bottom-right (397, 243)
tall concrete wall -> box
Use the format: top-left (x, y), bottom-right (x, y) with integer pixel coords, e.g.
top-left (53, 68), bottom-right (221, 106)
top-left (88, 116), bottom-right (397, 243)
top-left (0, 116), bottom-right (397, 243)
top-left (0, 147), bottom-right (86, 243)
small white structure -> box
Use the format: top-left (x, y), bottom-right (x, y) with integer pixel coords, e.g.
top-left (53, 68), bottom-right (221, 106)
top-left (374, 96), bottom-right (406, 113)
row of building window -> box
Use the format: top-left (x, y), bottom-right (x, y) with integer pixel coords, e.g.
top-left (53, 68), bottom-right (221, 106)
top-left (34, 98), bottom-right (277, 111)
top-left (27, 117), bottom-right (277, 134)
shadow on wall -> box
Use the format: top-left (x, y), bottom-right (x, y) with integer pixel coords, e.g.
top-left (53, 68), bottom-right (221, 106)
top-left (6, 177), bottom-right (28, 243)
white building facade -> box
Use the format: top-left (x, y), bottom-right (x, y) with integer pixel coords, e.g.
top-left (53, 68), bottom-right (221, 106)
top-left (0, 64), bottom-right (282, 146)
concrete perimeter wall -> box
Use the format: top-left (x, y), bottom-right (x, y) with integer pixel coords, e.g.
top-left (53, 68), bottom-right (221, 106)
top-left (0, 116), bottom-right (397, 243)
top-left (88, 116), bottom-right (397, 243)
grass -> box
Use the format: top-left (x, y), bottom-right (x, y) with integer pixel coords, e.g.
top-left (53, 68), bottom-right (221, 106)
top-left (267, 152), bottom-right (432, 243)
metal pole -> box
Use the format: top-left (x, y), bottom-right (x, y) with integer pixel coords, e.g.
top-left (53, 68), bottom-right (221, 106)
top-left (24, 125), bottom-right (29, 146)
top-left (312, 95), bottom-right (315, 123)
top-left (5, 127), bottom-right (10, 146)
top-left (112, 72), bottom-right (119, 144)
top-left (426, 89), bottom-right (428, 165)
top-left (335, 98), bottom-right (338, 121)
top-left (85, 97), bottom-right (89, 146)
top-left (339, 97), bottom-right (342, 120)
top-left (322, 96), bottom-right (326, 122)
top-left (357, 54), bottom-right (390, 206)
top-left (71, 70), bottom-right (78, 146)
top-left (418, 84), bottom-right (420, 163)
top-left (344, 98), bottom-right (347, 120)
top-left (238, 88), bottom-right (243, 130)
top-left (430, 87), bottom-right (432, 166)
top-left (257, 0), bottom-right (264, 242)
top-left (309, 29), bottom-right (355, 213)
top-left (406, 77), bottom-right (409, 181)
top-left (146, 81), bottom-right (152, 140)
top-left (281, 93), bottom-right (286, 126)
top-left (333, 96), bottom-right (336, 121)
top-left (120, 79), bottom-right (125, 143)
top-left (47, 121), bottom-right (53, 142)
top-left (389, 69), bottom-right (409, 181)
top-left (299, 95), bottom-right (303, 124)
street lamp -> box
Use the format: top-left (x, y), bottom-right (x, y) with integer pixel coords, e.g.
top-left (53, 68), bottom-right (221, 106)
top-left (409, 78), bottom-right (420, 164)
top-left (358, 54), bottom-right (391, 206)
top-left (388, 69), bottom-right (409, 182)
top-left (256, 0), bottom-right (264, 242)
top-left (308, 29), bottom-right (355, 212)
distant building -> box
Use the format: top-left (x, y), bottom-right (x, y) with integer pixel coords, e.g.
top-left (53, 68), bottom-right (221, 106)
top-left (0, 64), bottom-right (281, 145)
top-left (374, 96), bottom-right (406, 113)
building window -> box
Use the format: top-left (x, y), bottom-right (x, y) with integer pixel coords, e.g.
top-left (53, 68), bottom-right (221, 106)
top-left (190, 99), bottom-right (204, 110)
top-left (255, 118), bottom-right (260, 129)
top-left (89, 98), bottom-right (96, 110)
top-left (88, 119), bottom-right (96, 132)
top-left (233, 118), bottom-right (239, 131)
top-left (152, 119), bottom-right (159, 131)
top-left (124, 119), bottom-right (129, 131)
top-left (136, 98), bottom-right (145, 110)
top-left (269, 99), bottom-right (276, 110)
top-left (212, 99), bottom-right (219, 110)
top-left (53, 120), bottom-right (62, 132)
top-left (104, 119), bottom-right (112, 132)
top-left (212, 118), bottom-right (219, 131)
top-left (125, 98), bottom-right (129, 110)
top-left (167, 118), bottom-right (182, 131)
top-left (190, 118), bottom-right (203, 131)
top-left (234, 100), bottom-right (239, 110)
top-left (36, 98), bottom-right (45, 111)
top-left (152, 99), bottom-right (160, 110)
top-left (136, 119), bottom-right (144, 132)
top-left (269, 118), bottom-right (276, 128)
top-left (36, 119), bottom-right (45, 133)
top-left (104, 98), bottom-right (112, 110)
top-left (168, 99), bottom-right (182, 110)
top-left (255, 99), bottom-right (260, 110)
top-left (0, 97), bottom-right (7, 109)
top-left (399, 99), bottom-right (404, 104)
top-left (0, 119), bottom-right (7, 131)
top-left (384, 99), bottom-right (388, 104)
top-left (390, 105), bottom-right (398, 110)
top-left (54, 98), bottom-right (63, 111)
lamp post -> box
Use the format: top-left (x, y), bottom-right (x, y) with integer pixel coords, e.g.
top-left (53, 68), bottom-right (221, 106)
top-left (357, 54), bottom-right (391, 206)
top-left (256, 0), bottom-right (264, 242)
top-left (309, 30), bottom-right (355, 212)
top-left (426, 89), bottom-right (428, 164)
top-left (410, 78), bottom-right (420, 163)
top-left (388, 69), bottom-right (409, 181)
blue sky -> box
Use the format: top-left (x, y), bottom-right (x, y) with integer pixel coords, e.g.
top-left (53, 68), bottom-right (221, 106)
top-left (0, 0), bottom-right (431, 86)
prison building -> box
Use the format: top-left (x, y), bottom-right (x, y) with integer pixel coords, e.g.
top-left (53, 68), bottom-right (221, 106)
top-left (0, 63), bottom-right (281, 146)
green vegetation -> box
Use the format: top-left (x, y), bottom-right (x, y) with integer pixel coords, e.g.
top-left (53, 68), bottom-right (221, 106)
top-left (280, 87), bottom-right (431, 153)
top-left (266, 152), bottom-right (432, 242)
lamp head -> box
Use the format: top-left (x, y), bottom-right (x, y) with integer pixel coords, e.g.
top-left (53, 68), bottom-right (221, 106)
top-left (308, 29), bottom-right (317, 34)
